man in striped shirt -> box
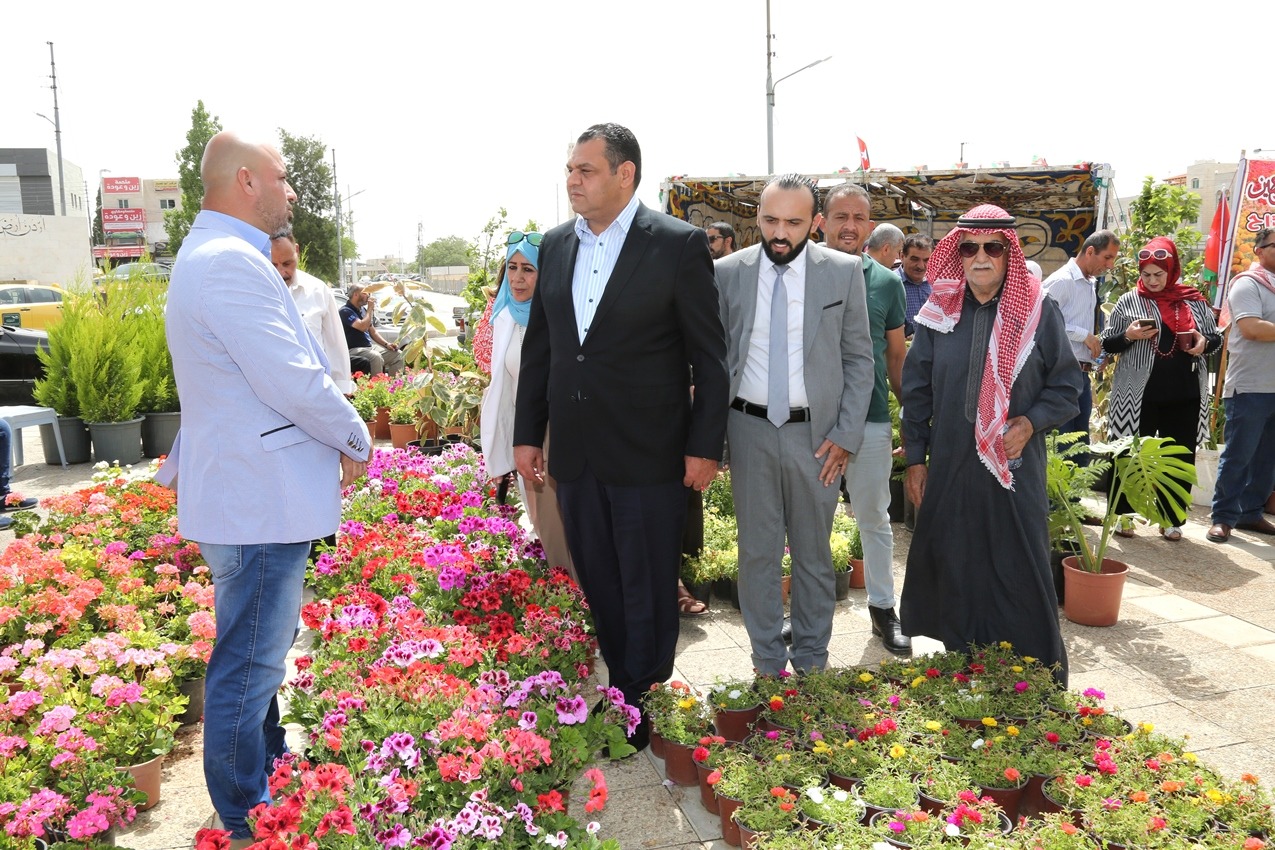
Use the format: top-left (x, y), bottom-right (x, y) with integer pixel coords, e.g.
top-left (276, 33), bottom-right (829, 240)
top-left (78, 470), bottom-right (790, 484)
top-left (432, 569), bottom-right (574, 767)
top-left (1041, 230), bottom-right (1120, 451)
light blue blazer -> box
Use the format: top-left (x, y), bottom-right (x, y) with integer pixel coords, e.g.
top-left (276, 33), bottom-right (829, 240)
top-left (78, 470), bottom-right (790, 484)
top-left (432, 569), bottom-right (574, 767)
top-left (158, 210), bottom-right (370, 545)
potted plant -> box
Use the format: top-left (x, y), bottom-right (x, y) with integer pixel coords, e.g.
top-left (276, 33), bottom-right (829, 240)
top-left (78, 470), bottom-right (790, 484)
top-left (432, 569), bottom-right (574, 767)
top-left (811, 729), bottom-right (884, 789)
top-left (914, 758), bottom-right (976, 812)
top-left (387, 395), bottom-right (418, 449)
top-left (32, 289), bottom-right (92, 464)
top-left (1083, 797), bottom-right (1181, 849)
top-left (1045, 430), bottom-right (1108, 603)
top-left (854, 766), bottom-right (920, 820)
top-left (830, 512), bottom-right (862, 596)
top-left (733, 788), bottom-right (800, 847)
top-left (868, 806), bottom-right (946, 847)
top-left (798, 784), bottom-right (865, 828)
top-left (71, 283), bottom-right (147, 466)
top-left (1053, 434), bottom-right (1197, 627)
top-left (707, 678), bottom-right (763, 742)
top-left (712, 749), bottom-right (771, 847)
top-left (132, 278), bottom-right (181, 458)
top-left (643, 681), bottom-right (711, 786)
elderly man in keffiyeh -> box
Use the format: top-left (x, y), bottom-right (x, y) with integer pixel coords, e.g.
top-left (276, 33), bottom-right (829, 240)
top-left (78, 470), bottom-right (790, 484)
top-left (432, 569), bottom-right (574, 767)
top-left (899, 204), bottom-right (1081, 683)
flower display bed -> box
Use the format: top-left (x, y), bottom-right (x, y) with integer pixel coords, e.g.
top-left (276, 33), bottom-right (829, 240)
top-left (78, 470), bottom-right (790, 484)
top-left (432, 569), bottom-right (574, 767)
top-left (0, 463), bottom-right (215, 845)
top-left (679, 648), bottom-right (1273, 849)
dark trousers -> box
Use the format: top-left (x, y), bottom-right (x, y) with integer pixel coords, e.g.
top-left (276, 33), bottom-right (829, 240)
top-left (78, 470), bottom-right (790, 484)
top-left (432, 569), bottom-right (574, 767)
top-left (556, 466), bottom-right (687, 717)
top-left (1059, 375), bottom-right (1093, 465)
top-left (1115, 396), bottom-right (1199, 525)
top-left (682, 490), bottom-right (704, 560)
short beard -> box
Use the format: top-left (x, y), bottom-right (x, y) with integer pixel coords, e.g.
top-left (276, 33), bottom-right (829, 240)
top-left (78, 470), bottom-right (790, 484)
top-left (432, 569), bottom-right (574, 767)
top-left (761, 234), bottom-right (810, 266)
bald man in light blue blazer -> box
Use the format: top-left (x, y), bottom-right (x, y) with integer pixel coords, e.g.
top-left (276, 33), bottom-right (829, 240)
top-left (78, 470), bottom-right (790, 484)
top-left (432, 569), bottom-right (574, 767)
top-left (157, 132), bottom-right (369, 847)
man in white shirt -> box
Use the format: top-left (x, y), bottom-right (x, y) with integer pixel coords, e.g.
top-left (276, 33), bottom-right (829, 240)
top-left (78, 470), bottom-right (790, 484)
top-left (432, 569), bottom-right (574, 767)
top-left (271, 232), bottom-right (353, 393)
top-left (1041, 230), bottom-right (1120, 451)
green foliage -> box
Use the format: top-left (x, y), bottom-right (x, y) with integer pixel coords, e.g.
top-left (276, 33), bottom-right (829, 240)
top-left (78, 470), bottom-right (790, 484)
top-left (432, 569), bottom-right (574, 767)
top-left (1045, 431), bottom-right (1110, 551)
top-left (164, 100), bottom-right (221, 254)
top-left (280, 129), bottom-right (339, 282)
top-left (33, 291), bottom-right (92, 416)
top-left (131, 276), bottom-right (178, 413)
top-left (1054, 434), bottom-right (1197, 572)
top-left (1106, 176), bottom-right (1204, 301)
top-left (70, 282), bottom-right (148, 423)
top-left (416, 235), bottom-right (473, 270)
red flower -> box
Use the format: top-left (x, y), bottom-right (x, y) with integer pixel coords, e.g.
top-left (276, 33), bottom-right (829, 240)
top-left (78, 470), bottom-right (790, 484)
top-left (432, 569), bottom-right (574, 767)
top-left (693, 746), bottom-right (710, 763)
top-left (1004, 768), bottom-right (1020, 783)
top-left (195, 829), bottom-right (232, 850)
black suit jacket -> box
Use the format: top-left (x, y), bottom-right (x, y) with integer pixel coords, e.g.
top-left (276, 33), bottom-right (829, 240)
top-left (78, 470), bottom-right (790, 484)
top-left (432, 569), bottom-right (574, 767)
top-left (514, 202), bottom-right (729, 486)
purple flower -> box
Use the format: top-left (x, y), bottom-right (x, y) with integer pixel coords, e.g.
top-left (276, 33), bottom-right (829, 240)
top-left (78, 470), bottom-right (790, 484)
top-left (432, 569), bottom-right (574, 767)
top-left (376, 823), bottom-right (412, 848)
top-left (555, 696), bottom-right (588, 725)
top-left (1083, 687), bottom-right (1106, 700)
top-left (519, 712), bottom-right (539, 731)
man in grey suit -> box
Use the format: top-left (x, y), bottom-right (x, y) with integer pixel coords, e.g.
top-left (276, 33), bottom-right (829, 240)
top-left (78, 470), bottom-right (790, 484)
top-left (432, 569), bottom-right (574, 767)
top-left (716, 174), bottom-right (874, 675)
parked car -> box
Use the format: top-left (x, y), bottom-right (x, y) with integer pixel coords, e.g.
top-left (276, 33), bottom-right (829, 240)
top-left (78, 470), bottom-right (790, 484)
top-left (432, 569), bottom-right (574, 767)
top-left (0, 282), bottom-right (65, 331)
top-left (100, 262), bottom-right (171, 282)
top-left (0, 325), bottom-right (49, 404)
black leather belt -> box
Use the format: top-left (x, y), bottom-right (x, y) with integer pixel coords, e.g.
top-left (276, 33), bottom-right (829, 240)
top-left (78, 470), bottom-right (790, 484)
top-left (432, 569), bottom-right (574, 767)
top-left (731, 397), bottom-right (811, 424)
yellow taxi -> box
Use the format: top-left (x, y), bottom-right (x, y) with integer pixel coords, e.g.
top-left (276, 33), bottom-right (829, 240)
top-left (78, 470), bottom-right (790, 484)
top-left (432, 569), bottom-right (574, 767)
top-left (0, 282), bottom-right (65, 331)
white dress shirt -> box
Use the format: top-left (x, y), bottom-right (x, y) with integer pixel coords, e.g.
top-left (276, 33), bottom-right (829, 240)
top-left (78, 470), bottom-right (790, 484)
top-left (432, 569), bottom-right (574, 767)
top-left (1041, 257), bottom-right (1096, 365)
top-left (572, 194), bottom-right (641, 343)
top-left (288, 269), bottom-right (353, 393)
top-left (738, 248), bottom-right (809, 409)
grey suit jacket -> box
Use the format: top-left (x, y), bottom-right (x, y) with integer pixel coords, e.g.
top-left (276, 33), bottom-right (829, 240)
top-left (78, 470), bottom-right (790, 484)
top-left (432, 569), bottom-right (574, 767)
top-left (716, 242), bottom-right (874, 454)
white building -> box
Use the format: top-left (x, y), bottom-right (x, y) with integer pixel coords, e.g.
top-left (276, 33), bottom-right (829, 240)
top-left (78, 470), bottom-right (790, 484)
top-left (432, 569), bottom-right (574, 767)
top-left (96, 175), bottom-right (182, 262)
top-left (0, 147), bottom-right (92, 286)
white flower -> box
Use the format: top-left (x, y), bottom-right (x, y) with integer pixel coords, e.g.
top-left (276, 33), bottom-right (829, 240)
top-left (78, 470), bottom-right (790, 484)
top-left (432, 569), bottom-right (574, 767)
top-left (728, 689), bottom-right (743, 700)
top-left (586, 822), bottom-right (601, 835)
top-left (971, 738), bottom-right (985, 749)
top-left (832, 789), bottom-right (849, 803)
top-left (805, 787), bottom-right (825, 805)
top-left (543, 831), bottom-right (568, 848)
top-left (945, 824), bottom-right (961, 837)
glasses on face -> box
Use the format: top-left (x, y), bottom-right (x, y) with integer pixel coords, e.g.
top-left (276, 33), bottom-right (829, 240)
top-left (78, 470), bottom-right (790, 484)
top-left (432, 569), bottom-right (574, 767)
top-left (1257, 242), bottom-right (1275, 251)
top-left (507, 231), bottom-right (544, 247)
top-left (707, 234), bottom-right (723, 243)
top-left (1138, 248), bottom-right (1171, 261)
top-left (957, 241), bottom-right (1009, 259)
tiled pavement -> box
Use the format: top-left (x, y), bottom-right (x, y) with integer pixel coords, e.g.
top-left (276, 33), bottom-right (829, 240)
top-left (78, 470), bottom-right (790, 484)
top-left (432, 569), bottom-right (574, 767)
top-left (6, 427), bottom-right (1274, 849)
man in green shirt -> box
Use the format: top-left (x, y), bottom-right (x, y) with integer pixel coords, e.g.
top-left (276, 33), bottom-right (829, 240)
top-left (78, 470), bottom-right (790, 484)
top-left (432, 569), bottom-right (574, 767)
top-left (821, 183), bottom-right (910, 654)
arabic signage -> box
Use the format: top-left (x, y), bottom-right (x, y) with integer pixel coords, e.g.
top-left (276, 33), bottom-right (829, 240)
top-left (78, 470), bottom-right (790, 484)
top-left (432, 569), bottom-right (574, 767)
top-left (102, 208), bottom-right (146, 231)
top-left (103, 176), bottom-right (141, 194)
top-left (152, 179), bottom-right (179, 191)
top-left (93, 245), bottom-right (146, 259)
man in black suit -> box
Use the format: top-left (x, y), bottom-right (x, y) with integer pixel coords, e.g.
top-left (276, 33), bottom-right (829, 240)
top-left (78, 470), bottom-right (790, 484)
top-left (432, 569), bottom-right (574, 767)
top-left (514, 123), bottom-right (729, 753)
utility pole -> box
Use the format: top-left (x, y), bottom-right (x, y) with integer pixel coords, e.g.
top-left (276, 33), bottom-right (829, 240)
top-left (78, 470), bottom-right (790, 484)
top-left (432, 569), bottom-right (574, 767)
top-left (765, 0), bottom-right (774, 175)
top-left (47, 42), bottom-right (66, 216)
top-left (332, 149), bottom-right (343, 286)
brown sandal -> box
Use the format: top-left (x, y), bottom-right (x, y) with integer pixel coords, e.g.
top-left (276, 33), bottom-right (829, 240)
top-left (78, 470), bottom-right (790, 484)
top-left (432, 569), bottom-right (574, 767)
top-left (677, 585), bottom-right (708, 616)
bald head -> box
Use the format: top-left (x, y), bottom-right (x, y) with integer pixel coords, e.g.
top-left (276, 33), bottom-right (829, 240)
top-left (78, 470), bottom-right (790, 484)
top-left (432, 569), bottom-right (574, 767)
top-left (201, 131), bottom-right (296, 236)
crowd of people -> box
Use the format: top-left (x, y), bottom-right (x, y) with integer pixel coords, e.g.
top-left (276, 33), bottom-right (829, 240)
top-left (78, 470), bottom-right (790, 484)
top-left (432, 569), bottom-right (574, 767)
top-left (155, 122), bottom-right (1274, 842)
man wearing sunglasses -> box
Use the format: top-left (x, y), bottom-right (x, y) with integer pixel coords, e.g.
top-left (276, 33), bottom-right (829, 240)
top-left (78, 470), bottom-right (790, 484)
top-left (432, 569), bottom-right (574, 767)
top-left (1209, 227), bottom-right (1275, 543)
top-left (707, 222), bottom-right (736, 260)
top-left (513, 123), bottom-right (729, 754)
top-left (1041, 230), bottom-right (1120, 462)
top-left (901, 204), bottom-right (1080, 685)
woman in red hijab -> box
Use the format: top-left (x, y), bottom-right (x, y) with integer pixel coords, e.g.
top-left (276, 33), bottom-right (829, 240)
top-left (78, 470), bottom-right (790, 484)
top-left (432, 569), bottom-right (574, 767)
top-left (1101, 237), bottom-right (1221, 540)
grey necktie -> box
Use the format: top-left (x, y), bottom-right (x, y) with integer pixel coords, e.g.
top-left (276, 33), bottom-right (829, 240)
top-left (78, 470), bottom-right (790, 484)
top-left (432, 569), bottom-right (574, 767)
top-left (768, 265), bottom-right (789, 428)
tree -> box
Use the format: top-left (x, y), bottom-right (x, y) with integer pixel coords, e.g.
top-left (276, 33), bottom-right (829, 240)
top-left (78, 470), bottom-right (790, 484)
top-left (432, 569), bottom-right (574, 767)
top-left (279, 130), bottom-right (338, 283)
top-left (164, 101), bottom-right (221, 254)
top-left (1107, 176), bottom-right (1204, 299)
top-left (415, 235), bottom-right (472, 270)
top-left (92, 187), bottom-right (103, 245)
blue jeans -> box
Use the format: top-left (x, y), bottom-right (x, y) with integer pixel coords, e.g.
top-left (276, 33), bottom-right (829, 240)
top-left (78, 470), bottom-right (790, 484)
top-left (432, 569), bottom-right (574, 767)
top-left (0, 419), bottom-right (12, 493)
top-left (1212, 393), bottom-right (1275, 526)
top-left (198, 542), bottom-right (309, 839)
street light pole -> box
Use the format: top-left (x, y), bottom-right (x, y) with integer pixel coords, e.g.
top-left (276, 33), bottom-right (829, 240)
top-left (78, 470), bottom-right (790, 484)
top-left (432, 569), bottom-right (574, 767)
top-left (764, 3), bottom-right (830, 175)
top-left (43, 42), bottom-right (65, 216)
top-left (332, 149), bottom-right (343, 286)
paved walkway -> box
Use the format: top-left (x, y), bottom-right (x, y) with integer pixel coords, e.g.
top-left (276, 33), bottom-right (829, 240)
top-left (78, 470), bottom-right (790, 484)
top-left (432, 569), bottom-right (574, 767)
top-left (5, 427), bottom-right (1273, 849)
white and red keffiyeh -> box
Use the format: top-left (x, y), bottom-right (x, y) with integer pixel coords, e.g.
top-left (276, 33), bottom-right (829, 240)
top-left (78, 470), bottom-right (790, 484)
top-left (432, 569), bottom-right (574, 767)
top-left (914, 204), bottom-right (1042, 490)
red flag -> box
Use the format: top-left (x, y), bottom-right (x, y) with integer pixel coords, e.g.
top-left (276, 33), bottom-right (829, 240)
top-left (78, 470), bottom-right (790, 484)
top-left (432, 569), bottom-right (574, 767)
top-left (1203, 193), bottom-right (1229, 283)
top-left (857, 137), bottom-right (870, 171)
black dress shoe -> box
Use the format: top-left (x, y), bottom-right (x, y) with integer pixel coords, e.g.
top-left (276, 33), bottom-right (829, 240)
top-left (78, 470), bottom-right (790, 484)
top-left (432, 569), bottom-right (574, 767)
top-left (1207, 523), bottom-right (1232, 543)
top-left (1237, 517), bottom-right (1275, 536)
top-left (868, 606), bottom-right (911, 656)
top-left (780, 616), bottom-right (793, 644)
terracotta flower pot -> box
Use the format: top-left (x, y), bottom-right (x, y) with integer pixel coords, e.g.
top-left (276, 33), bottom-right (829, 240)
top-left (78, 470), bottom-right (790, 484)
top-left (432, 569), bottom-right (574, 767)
top-left (650, 727), bottom-right (666, 759)
top-left (374, 407), bottom-right (391, 439)
top-left (695, 760), bottom-right (719, 813)
top-left (976, 781), bottom-right (1025, 821)
top-left (121, 753), bottom-right (165, 811)
top-left (1062, 556), bottom-right (1128, 627)
top-left (717, 793), bottom-right (743, 847)
top-left (389, 422), bottom-right (418, 449)
top-left (714, 704), bottom-right (762, 743)
top-left (662, 739), bottom-right (700, 786)
top-left (736, 819), bottom-right (761, 850)
top-left (827, 770), bottom-right (860, 792)
top-left (848, 558), bottom-right (867, 589)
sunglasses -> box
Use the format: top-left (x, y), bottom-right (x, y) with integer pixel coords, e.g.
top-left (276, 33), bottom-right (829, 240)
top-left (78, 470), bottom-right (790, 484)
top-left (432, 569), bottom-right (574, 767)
top-left (707, 234), bottom-right (723, 243)
top-left (1138, 248), bottom-right (1171, 261)
top-left (957, 241), bottom-right (1009, 259)
top-left (507, 231), bottom-right (543, 247)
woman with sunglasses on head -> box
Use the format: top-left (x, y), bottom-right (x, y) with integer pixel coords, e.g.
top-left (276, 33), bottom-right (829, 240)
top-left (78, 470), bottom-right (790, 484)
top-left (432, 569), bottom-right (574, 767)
top-left (1101, 237), bottom-right (1221, 541)
top-left (479, 231), bottom-right (576, 581)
